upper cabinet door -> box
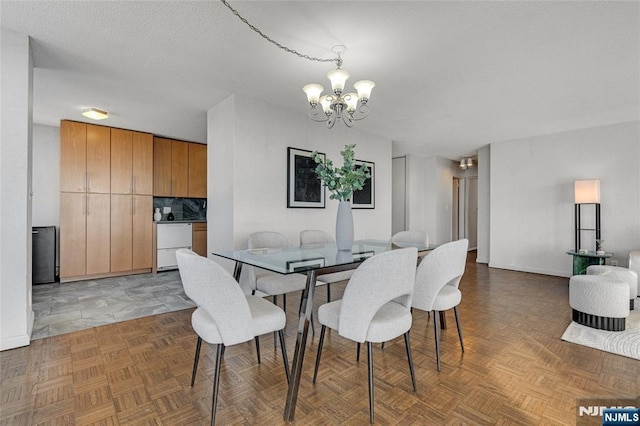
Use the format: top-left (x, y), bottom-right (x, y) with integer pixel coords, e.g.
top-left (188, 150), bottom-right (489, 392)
top-left (132, 132), bottom-right (153, 195)
top-left (153, 137), bottom-right (172, 196)
top-left (86, 124), bottom-right (111, 193)
top-left (111, 128), bottom-right (133, 194)
top-left (60, 121), bottom-right (87, 192)
top-left (171, 141), bottom-right (189, 197)
top-left (188, 143), bottom-right (207, 198)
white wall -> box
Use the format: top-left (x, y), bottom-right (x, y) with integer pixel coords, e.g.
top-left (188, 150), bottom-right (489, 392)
top-left (32, 124), bottom-right (60, 228)
top-left (1, 29), bottom-right (34, 350)
top-left (476, 144), bottom-right (491, 263)
top-left (207, 94), bottom-right (393, 281)
top-left (490, 121), bottom-right (640, 277)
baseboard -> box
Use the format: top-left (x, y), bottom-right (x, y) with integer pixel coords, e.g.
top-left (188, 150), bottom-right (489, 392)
top-left (1, 332), bottom-right (31, 351)
top-left (488, 262), bottom-right (571, 278)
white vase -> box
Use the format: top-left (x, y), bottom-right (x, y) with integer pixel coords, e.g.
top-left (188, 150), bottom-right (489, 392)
top-left (336, 201), bottom-right (354, 251)
top-left (153, 208), bottom-right (162, 222)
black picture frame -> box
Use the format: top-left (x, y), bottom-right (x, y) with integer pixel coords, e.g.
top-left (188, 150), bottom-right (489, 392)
top-left (287, 147), bottom-right (326, 208)
top-left (352, 160), bottom-right (375, 209)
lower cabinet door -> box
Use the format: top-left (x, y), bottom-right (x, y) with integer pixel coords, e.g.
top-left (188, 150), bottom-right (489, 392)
top-left (86, 194), bottom-right (111, 275)
top-left (111, 194), bottom-right (133, 272)
top-left (60, 193), bottom-right (87, 278)
top-left (132, 195), bottom-right (153, 269)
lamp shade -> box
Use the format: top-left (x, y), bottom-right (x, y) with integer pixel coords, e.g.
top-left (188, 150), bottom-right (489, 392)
top-left (302, 84), bottom-right (324, 104)
top-left (319, 95), bottom-right (332, 114)
top-left (327, 68), bottom-right (350, 93)
top-left (574, 179), bottom-right (600, 204)
top-left (344, 93), bottom-right (359, 113)
top-left (353, 80), bottom-right (375, 101)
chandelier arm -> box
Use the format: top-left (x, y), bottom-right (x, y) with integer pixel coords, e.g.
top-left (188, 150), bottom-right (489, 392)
top-left (308, 106), bottom-right (329, 122)
top-left (326, 112), bottom-right (337, 129)
top-left (350, 104), bottom-right (371, 121)
top-left (342, 113), bottom-right (355, 128)
top-left (220, 0), bottom-right (340, 65)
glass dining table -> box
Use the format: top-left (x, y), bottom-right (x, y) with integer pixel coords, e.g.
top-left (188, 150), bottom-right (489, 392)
top-left (212, 239), bottom-right (433, 421)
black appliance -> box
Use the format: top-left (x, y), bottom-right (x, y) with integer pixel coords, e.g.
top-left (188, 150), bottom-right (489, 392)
top-left (32, 226), bottom-right (56, 284)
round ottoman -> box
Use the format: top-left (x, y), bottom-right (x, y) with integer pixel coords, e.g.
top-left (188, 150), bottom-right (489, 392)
top-left (569, 275), bottom-right (629, 331)
top-left (587, 265), bottom-right (637, 310)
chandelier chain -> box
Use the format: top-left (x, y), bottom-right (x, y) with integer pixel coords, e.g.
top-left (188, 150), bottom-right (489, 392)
top-left (220, 0), bottom-right (339, 65)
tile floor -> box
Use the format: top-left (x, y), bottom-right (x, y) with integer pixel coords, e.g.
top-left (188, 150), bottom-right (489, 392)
top-left (31, 270), bottom-right (194, 339)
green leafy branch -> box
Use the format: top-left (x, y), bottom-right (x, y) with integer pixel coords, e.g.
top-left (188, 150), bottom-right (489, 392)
top-left (310, 144), bottom-right (371, 202)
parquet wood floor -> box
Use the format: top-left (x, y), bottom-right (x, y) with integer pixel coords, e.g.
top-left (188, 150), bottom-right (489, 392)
top-left (2, 253), bottom-right (638, 425)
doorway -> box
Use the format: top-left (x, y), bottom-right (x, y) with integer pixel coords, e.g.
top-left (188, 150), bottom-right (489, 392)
top-left (452, 177), bottom-right (478, 249)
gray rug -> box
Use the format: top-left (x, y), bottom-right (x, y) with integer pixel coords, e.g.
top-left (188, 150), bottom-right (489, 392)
top-left (561, 303), bottom-right (640, 360)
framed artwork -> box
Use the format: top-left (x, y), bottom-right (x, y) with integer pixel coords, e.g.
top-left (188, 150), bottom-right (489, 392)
top-left (287, 147), bottom-right (325, 208)
top-left (352, 160), bottom-right (375, 209)
top-left (286, 257), bottom-right (326, 273)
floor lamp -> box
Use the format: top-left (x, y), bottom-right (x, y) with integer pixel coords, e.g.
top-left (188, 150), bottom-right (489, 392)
top-left (574, 179), bottom-right (601, 253)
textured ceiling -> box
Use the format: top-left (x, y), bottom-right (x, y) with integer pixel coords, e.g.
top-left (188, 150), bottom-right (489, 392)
top-left (2, 1), bottom-right (638, 159)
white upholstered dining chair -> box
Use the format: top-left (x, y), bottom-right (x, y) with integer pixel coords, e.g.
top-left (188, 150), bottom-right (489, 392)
top-left (176, 249), bottom-right (290, 426)
top-left (412, 238), bottom-right (468, 371)
top-left (390, 230), bottom-right (429, 247)
top-left (312, 247), bottom-right (418, 424)
top-left (248, 231), bottom-right (307, 311)
top-left (299, 229), bottom-right (353, 302)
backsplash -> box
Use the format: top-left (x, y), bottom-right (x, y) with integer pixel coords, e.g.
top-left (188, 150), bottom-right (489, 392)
top-left (153, 197), bottom-right (207, 221)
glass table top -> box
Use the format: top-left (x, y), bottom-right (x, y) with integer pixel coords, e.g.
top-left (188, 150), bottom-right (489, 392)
top-left (212, 239), bottom-right (434, 274)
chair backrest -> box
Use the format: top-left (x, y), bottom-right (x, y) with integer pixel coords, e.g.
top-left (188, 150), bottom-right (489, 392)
top-left (176, 249), bottom-right (254, 345)
top-left (391, 230), bottom-right (429, 247)
top-left (412, 239), bottom-right (469, 312)
top-left (338, 247), bottom-right (418, 342)
top-left (300, 229), bottom-right (334, 247)
top-left (248, 231), bottom-right (290, 249)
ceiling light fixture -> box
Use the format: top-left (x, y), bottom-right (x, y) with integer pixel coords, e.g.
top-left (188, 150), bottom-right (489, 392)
top-left (82, 108), bottom-right (108, 120)
top-left (460, 156), bottom-right (474, 170)
top-left (303, 45), bottom-right (375, 128)
top-left (221, 0), bottom-right (374, 129)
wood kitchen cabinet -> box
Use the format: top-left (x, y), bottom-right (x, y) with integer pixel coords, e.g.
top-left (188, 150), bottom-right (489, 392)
top-left (60, 121), bottom-right (110, 193)
top-left (60, 192), bottom-right (110, 279)
top-left (111, 129), bottom-right (153, 195)
top-left (192, 222), bottom-right (207, 257)
top-left (188, 143), bottom-right (207, 198)
top-left (61, 121), bottom-right (153, 281)
top-left (111, 194), bottom-right (153, 272)
top-left (153, 137), bottom-right (188, 197)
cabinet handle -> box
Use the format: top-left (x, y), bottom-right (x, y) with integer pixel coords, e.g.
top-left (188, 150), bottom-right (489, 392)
top-left (85, 195), bottom-right (89, 216)
top-left (84, 172), bottom-right (88, 192)
top-left (133, 197), bottom-right (136, 215)
top-left (133, 176), bottom-right (137, 194)
top-left (130, 176), bottom-right (134, 194)
top-left (87, 173), bottom-right (91, 192)
top-left (131, 198), bottom-right (134, 215)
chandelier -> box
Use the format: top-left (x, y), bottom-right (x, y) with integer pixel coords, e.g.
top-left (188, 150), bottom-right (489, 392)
top-left (303, 46), bottom-right (375, 129)
top-left (221, 0), bottom-right (374, 129)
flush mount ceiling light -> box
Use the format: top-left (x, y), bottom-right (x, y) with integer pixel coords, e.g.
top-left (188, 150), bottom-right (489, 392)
top-left (221, 0), bottom-right (374, 129)
top-left (82, 108), bottom-right (108, 120)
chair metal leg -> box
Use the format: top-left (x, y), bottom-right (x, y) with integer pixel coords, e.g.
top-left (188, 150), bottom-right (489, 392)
top-left (278, 329), bottom-right (290, 384)
top-left (313, 325), bottom-right (326, 384)
top-left (367, 342), bottom-right (375, 424)
top-left (283, 294), bottom-right (287, 313)
top-left (403, 332), bottom-right (417, 391)
top-left (191, 336), bottom-right (202, 387)
top-left (381, 342), bottom-right (385, 350)
top-left (211, 344), bottom-right (224, 426)
top-left (327, 284), bottom-right (331, 302)
top-left (453, 306), bottom-right (465, 352)
top-left (273, 296), bottom-right (278, 347)
top-left (356, 342), bottom-right (361, 362)
top-left (433, 310), bottom-right (441, 371)
top-left (254, 336), bottom-right (261, 364)
top-left (251, 289), bottom-right (256, 295)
